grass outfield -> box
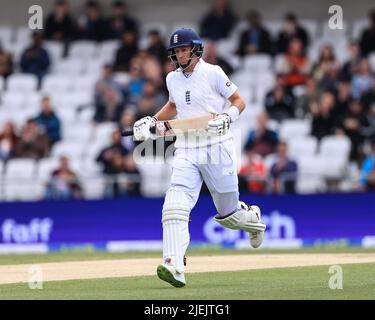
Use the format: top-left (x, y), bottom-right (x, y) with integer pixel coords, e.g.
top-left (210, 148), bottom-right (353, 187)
top-left (1, 246), bottom-right (375, 265)
top-left (0, 248), bottom-right (374, 299)
top-left (0, 262), bottom-right (374, 300)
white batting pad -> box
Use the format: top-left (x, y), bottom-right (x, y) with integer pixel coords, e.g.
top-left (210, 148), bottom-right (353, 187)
top-left (162, 188), bottom-right (191, 273)
top-left (214, 207), bottom-right (266, 233)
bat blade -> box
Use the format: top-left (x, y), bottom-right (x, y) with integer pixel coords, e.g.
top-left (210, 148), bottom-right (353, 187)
top-left (121, 113), bottom-right (216, 138)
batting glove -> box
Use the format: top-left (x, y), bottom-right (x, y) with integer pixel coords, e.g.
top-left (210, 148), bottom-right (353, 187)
top-left (133, 116), bottom-right (157, 141)
top-left (207, 114), bottom-right (231, 136)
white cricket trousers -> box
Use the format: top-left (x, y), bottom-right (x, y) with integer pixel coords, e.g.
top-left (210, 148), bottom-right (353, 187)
top-left (170, 138), bottom-right (239, 216)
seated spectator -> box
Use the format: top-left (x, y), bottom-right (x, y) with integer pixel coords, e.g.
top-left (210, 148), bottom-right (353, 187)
top-left (339, 41), bottom-right (361, 81)
top-left (359, 9), bottom-right (375, 56)
top-left (295, 76), bottom-right (318, 118)
top-left (203, 41), bottom-right (234, 76)
top-left (358, 139), bottom-right (375, 191)
top-left (160, 57), bottom-right (175, 95)
top-left (20, 31), bottom-right (50, 83)
top-left (245, 112), bottom-right (279, 157)
top-left (361, 77), bottom-right (375, 112)
top-left (96, 129), bottom-right (130, 197)
top-left (95, 64), bottom-right (124, 110)
top-left (142, 79), bottom-right (167, 109)
top-left (94, 86), bottom-right (125, 123)
top-left (34, 96), bottom-right (62, 147)
top-left (332, 80), bottom-right (353, 119)
top-left (44, 0), bottom-right (77, 42)
top-left (147, 30), bottom-right (167, 64)
top-left (239, 147), bottom-right (268, 193)
top-left (136, 95), bottom-right (160, 121)
top-left (0, 121), bottom-right (19, 161)
top-left (106, 0), bottom-right (138, 39)
top-left (136, 50), bottom-right (163, 87)
top-left (278, 37), bottom-right (312, 87)
top-left (366, 102), bottom-right (375, 140)
top-left (77, 0), bottom-right (108, 41)
top-left (200, 0), bottom-right (237, 41)
top-left (0, 42), bottom-right (13, 79)
top-left (13, 119), bottom-right (50, 159)
top-left (351, 58), bottom-right (374, 100)
top-left (237, 10), bottom-right (272, 56)
top-left (336, 100), bottom-right (370, 162)
top-left (114, 30), bottom-right (138, 72)
top-left (129, 76), bottom-right (171, 156)
top-left (118, 108), bottom-right (136, 151)
top-left (126, 59), bottom-right (146, 104)
top-left (96, 129), bottom-right (129, 174)
top-left (270, 141), bottom-right (298, 194)
top-left (122, 154), bottom-right (141, 196)
top-left (265, 75), bottom-right (295, 122)
top-left (312, 45), bottom-right (340, 85)
top-left (276, 13), bottom-right (309, 54)
top-left (317, 65), bottom-right (340, 96)
top-left (310, 91), bottom-right (336, 140)
top-left (45, 155), bottom-right (83, 200)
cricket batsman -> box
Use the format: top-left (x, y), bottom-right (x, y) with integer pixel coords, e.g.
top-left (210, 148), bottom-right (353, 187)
top-left (133, 28), bottom-right (266, 287)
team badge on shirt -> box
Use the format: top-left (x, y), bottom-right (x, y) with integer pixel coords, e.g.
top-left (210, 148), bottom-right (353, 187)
top-left (185, 91), bottom-right (191, 105)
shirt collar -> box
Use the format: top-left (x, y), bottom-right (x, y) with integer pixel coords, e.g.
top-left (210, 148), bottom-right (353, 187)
top-left (181, 58), bottom-right (204, 75)
top-left (194, 58), bottom-right (204, 71)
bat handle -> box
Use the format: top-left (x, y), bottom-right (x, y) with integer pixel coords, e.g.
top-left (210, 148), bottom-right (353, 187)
top-left (121, 126), bottom-right (156, 137)
top-left (121, 129), bottom-right (134, 136)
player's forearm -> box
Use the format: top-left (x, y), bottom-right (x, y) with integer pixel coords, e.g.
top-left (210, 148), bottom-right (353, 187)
top-left (225, 91), bottom-right (245, 124)
top-left (230, 97), bottom-right (245, 114)
top-left (153, 101), bottom-right (177, 121)
top-left (228, 91), bottom-right (246, 114)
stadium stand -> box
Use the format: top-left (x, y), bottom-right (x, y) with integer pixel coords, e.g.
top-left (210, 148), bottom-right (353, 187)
top-left (0, 2), bottom-right (375, 201)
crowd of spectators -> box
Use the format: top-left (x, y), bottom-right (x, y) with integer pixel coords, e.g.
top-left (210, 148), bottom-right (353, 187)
top-left (0, 95), bottom-right (61, 161)
top-left (1, 0), bottom-right (375, 200)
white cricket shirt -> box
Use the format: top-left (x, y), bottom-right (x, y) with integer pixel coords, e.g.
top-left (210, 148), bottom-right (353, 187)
top-left (166, 59), bottom-right (238, 148)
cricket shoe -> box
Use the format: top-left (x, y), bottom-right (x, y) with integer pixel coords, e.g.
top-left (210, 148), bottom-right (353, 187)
top-left (157, 264), bottom-right (186, 288)
top-left (239, 202), bottom-right (266, 248)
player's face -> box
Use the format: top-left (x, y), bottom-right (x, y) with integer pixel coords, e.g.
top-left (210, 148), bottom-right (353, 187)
top-left (174, 46), bottom-right (193, 65)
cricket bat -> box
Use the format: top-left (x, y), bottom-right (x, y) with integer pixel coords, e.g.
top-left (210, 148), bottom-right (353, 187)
top-left (121, 113), bottom-right (217, 138)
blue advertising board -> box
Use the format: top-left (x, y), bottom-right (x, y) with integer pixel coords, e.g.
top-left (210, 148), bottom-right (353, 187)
top-left (0, 193), bottom-right (374, 252)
